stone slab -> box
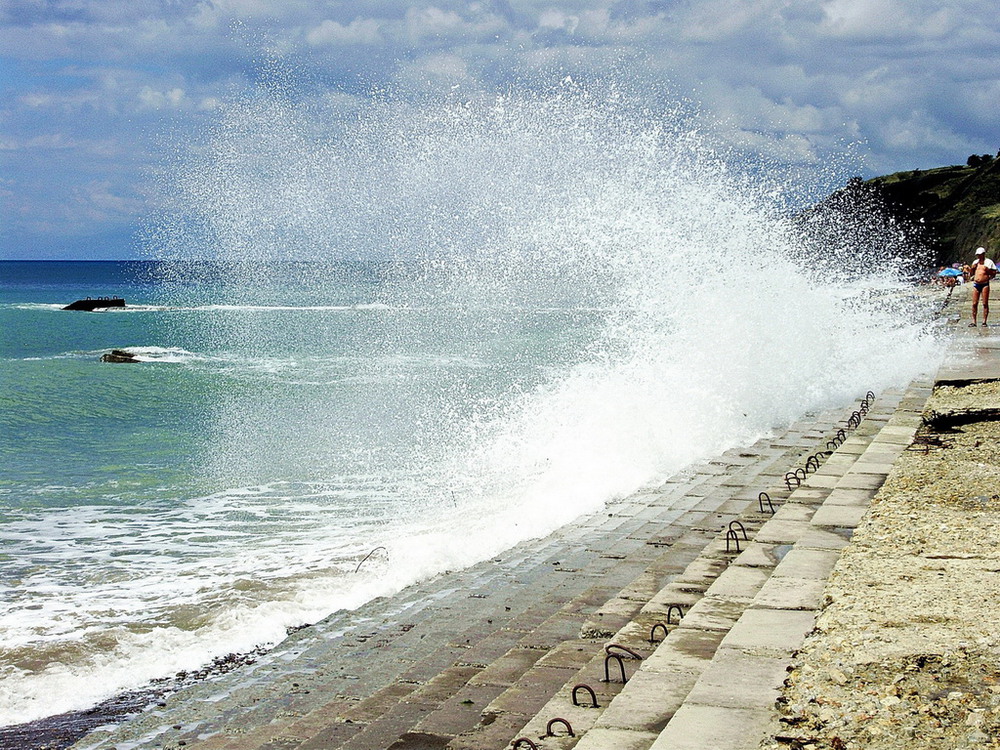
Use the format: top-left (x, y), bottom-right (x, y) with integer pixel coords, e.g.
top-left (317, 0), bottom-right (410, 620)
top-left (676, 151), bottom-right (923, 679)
top-left (810, 503), bottom-right (868, 528)
top-left (648, 704), bottom-right (772, 750)
top-left (678, 595), bottom-right (748, 632)
top-left (773, 548), bottom-right (842, 580)
top-left (572, 726), bottom-right (662, 750)
top-left (673, 556), bottom-right (731, 587)
top-left (795, 526), bottom-right (852, 550)
top-left (445, 711), bottom-right (526, 750)
top-left (784, 487), bottom-right (831, 503)
top-left (295, 722), bottom-right (364, 750)
top-left (409, 666), bottom-right (482, 705)
top-left (720, 608), bottom-right (817, 655)
top-left (732, 542), bottom-right (787, 569)
top-left (341, 683), bottom-right (419, 722)
top-left (643, 627), bottom-right (727, 674)
top-left (534, 640), bottom-right (601, 671)
top-left (822, 487), bottom-right (878, 506)
top-left (752, 519), bottom-right (811, 545)
top-left (467, 648), bottom-right (545, 688)
top-left (594, 668), bottom-right (694, 732)
top-left (643, 587), bottom-right (704, 612)
top-left (683, 647), bottom-right (788, 708)
top-left (836, 472), bottom-right (889, 490)
top-left (336, 700), bottom-right (436, 750)
top-left (411, 682), bottom-right (507, 737)
top-left (481, 664), bottom-right (582, 718)
top-left (703, 564), bottom-right (771, 601)
top-left (770, 502), bottom-right (818, 523)
top-left (753, 575), bottom-right (826, 611)
top-left (801, 474), bottom-right (839, 488)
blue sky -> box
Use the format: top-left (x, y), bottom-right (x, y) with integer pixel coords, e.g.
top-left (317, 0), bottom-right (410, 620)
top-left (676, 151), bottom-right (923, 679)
top-left (1, 0), bottom-right (998, 259)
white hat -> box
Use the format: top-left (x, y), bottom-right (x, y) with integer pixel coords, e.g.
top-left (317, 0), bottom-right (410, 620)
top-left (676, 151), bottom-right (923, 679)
top-left (976, 247), bottom-right (986, 255)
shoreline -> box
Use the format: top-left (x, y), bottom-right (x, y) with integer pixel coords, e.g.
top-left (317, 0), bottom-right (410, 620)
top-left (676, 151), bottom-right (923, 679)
top-left (62, 387), bottom-right (888, 749)
top-left (1, 403), bottom-right (872, 750)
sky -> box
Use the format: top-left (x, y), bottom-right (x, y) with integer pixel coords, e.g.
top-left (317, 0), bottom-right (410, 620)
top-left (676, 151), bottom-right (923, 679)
top-left (1, 0), bottom-right (998, 260)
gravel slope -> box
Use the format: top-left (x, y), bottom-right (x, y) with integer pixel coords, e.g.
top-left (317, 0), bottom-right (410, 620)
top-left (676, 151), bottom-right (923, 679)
top-left (764, 378), bottom-right (1000, 750)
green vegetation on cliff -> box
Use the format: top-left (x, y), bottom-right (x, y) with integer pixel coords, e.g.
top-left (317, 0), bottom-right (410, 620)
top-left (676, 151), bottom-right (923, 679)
top-left (866, 155), bottom-right (1000, 265)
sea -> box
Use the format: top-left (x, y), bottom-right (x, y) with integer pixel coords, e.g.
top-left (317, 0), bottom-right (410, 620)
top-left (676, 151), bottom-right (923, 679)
top-left (0, 84), bottom-right (948, 728)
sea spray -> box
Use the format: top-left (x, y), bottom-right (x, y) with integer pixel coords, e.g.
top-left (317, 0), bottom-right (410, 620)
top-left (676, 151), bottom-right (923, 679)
top-left (0, 80), bottom-right (945, 726)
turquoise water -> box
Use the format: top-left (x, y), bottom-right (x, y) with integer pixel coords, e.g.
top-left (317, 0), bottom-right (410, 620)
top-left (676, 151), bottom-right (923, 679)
top-left (2, 263), bottom-right (209, 504)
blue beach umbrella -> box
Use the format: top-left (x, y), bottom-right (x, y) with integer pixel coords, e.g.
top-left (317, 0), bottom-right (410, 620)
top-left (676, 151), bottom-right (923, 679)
top-left (938, 268), bottom-right (963, 277)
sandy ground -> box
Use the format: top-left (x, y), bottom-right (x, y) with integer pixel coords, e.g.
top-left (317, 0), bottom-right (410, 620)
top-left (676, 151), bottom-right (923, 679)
top-left (764, 378), bottom-right (1000, 750)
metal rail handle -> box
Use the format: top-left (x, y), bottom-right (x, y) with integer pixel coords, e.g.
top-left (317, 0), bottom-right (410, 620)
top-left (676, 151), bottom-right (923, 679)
top-left (650, 622), bottom-right (668, 643)
top-left (545, 718), bottom-right (575, 737)
top-left (725, 528), bottom-right (742, 553)
top-left (666, 603), bottom-right (685, 624)
top-left (572, 683), bottom-right (599, 707)
top-left (354, 546), bottom-right (388, 573)
top-left (604, 653), bottom-right (628, 683)
top-left (605, 643), bottom-right (643, 660)
top-left (758, 491), bottom-right (775, 514)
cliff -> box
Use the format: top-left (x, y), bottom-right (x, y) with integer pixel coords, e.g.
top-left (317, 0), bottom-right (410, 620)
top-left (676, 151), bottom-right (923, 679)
top-left (799, 156), bottom-right (1000, 270)
top-left (869, 156), bottom-right (1000, 264)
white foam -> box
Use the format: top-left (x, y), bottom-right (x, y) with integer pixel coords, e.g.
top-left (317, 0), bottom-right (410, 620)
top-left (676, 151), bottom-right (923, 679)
top-left (125, 346), bottom-right (208, 363)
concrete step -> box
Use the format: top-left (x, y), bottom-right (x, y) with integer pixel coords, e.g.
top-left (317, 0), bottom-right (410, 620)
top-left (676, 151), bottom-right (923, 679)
top-left (310, 403), bottom-right (873, 750)
top-left (290, 508), bottom-right (745, 750)
top-left (571, 388), bottom-right (926, 750)
top-left (491, 394), bottom-right (894, 750)
top-left (643, 384), bottom-right (932, 750)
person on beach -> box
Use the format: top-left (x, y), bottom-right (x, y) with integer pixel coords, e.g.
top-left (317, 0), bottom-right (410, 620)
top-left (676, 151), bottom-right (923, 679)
top-left (969, 247), bottom-right (997, 326)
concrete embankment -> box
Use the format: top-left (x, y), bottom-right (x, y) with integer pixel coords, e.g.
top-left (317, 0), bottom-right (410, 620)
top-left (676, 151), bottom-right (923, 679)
top-left (66, 285), bottom-right (994, 750)
top-left (67, 375), bottom-right (889, 749)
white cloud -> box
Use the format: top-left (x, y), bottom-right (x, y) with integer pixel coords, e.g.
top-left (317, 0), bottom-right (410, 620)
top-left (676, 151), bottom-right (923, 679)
top-left (3, 0), bottom-right (1000, 254)
top-left (821, 0), bottom-right (904, 39)
top-left (879, 110), bottom-right (972, 153)
top-left (20, 89), bottom-right (103, 111)
top-left (70, 180), bottom-right (142, 219)
top-left (24, 133), bottom-right (80, 149)
top-left (306, 18), bottom-right (383, 46)
top-left (405, 6), bottom-right (469, 42)
top-left (538, 9), bottom-right (579, 33)
top-left (819, 0), bottom-right (963, 41)
top-left (137, 86), bottom-right (187, 110)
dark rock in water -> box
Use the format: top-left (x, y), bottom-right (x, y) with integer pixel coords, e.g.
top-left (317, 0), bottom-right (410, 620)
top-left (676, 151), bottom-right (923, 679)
top-left (63, 297), bottom-right (126, 311)
top-left (100, 349), bottom-right (140, 363)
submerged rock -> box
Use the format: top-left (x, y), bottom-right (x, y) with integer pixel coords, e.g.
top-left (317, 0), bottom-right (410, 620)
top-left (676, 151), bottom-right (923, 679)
top-left (101, 349), bottom-right (140, 363)
top-left (63, 296), bottom-right (126, 311)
